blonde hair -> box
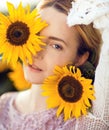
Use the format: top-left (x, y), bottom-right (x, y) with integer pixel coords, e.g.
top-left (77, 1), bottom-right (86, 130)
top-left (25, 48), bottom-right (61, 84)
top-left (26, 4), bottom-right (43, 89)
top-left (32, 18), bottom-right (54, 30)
top-left (38, 0), bottom-right (102, 67)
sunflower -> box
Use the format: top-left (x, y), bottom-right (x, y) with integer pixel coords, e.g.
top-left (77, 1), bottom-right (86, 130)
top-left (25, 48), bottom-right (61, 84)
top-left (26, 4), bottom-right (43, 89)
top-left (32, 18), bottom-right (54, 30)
top-left (0, 60), bottom-right (11, 72)
top-left (42, 65), bottom-right (95, 121)
top-left (0, 2), bottom-right (47, 66)
top-left (8, 62), bottom-right (31, 91)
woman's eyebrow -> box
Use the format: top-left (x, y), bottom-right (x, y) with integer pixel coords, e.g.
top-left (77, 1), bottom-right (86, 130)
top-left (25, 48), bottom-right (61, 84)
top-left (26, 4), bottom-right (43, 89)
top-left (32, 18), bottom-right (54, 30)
top-left (48, 36), bottom-right (67, 46)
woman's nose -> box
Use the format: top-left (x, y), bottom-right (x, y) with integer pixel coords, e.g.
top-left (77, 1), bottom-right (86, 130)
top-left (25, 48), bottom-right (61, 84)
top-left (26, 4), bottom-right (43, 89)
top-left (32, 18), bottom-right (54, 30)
top-left (33, 48), bottom-right (45, 60)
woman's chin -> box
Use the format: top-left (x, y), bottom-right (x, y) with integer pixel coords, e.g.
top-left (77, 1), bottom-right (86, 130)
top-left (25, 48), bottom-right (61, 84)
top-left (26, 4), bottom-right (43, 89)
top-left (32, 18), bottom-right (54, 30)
top-left (27, 78), bottom-right (43, 85)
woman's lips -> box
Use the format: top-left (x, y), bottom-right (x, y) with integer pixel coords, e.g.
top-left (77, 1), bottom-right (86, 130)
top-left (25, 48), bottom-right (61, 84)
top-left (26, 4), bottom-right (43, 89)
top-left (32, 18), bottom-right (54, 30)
top-left (28, 64), bottom-right (42, 72)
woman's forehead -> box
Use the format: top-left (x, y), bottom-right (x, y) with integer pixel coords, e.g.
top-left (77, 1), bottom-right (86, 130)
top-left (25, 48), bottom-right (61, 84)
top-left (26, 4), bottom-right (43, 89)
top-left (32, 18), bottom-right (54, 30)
top-left (39, 7), bottom-right (79, 48)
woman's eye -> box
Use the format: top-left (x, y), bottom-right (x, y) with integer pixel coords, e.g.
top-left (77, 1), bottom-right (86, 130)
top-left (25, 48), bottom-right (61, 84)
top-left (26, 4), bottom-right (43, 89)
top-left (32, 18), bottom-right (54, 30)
top-left (52, 44), bottom-right (63, 50)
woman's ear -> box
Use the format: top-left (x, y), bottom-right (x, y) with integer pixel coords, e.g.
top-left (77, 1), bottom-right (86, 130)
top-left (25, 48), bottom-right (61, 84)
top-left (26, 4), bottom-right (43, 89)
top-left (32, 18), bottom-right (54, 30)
top-left (75, 51), bottom-right (89, 67)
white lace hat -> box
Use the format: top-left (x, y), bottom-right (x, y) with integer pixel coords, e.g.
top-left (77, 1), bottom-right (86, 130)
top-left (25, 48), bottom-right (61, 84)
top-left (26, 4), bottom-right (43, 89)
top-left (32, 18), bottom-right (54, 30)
top-left (67, 0), bottom-right (109, 53)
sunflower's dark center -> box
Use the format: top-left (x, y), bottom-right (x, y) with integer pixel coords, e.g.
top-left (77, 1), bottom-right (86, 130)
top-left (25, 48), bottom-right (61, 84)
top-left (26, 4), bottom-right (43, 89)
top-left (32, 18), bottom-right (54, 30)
top-left (58, 76), bottom-right (83, 102)
top-left (6, 21), bottom-right (30, 46)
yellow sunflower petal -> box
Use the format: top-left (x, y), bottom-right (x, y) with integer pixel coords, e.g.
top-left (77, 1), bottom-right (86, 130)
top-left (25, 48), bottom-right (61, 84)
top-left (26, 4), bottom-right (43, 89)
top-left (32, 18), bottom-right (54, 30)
top-left (42, 89), bottom-right (56, 96)
top-left (10, 46), bottom-right (20, 65)
top-left (5, 45), bottom-right (20, 65)
top-left (76, 67), bottom-right (82, 77)
top-left (57, 103), bottom-right (65, 117)
top-left (0, 60), bottom-right (11, 71)
top-left (1, 43), bottom-right (13, 63)
top-left (81, 103), bottom-right (88, 115)
top-left (17, 2), bottom-right (25, 20)
top-left (18, 46), bottom-right (27, 64)
top-left (7, 2), bottom-right (15, 14)
top-left (8, 62), bottom-right (31, 91)
top-left (22, 45), bottom-right (32, 64)
top-left (0, 13), bottom-right (10, 25)
top-left (64, 103), bottom-right (73, 121)
top-left (73, 102), bottom-right (81, 118)
top-left (47, 96), bottom-right (60, 108)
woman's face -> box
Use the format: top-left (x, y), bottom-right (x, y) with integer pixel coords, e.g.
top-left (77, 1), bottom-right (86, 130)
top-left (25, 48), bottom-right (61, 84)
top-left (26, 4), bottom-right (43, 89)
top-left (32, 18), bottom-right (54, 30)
top-left (24, 7), bottom-right (82, 84)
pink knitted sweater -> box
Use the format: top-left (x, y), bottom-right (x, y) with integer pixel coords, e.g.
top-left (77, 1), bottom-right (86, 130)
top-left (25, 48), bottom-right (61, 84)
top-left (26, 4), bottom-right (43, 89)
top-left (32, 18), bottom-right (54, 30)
top-left (0, 93), bottom-right (77, 130)
top-left (0, 92), bottom-right (108, 130)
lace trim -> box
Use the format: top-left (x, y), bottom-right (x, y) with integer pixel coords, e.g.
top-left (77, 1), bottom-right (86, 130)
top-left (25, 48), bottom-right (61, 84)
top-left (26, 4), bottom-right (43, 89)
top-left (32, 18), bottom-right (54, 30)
top-left (67, 0), bottom-right (109, 26)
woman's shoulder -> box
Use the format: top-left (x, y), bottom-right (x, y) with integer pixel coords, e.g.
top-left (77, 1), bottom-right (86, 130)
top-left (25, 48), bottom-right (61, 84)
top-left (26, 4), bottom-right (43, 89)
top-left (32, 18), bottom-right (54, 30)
top-left (0, 92), bottom-right (17, 112)
top-left (0, 92), bottom-right (18, 128)
top-left (0, 92), bottom-right (16, 102)
top-left (0, 92), bottom-right (14, 99)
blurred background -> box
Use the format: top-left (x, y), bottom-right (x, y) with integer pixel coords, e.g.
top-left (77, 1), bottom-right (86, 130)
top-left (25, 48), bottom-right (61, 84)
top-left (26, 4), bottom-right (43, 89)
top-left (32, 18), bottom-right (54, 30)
top-left (0, 63), bottom-right (18, 95)
top-left (0, 58), bottom-right (17, 95)
top-left (0, 57), bottom-right (31, 95)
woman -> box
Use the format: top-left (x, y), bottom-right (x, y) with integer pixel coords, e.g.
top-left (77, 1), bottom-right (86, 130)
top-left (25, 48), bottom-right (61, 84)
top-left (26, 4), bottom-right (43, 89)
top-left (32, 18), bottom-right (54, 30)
top-left (0, 0), bottom-right (106, 129)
